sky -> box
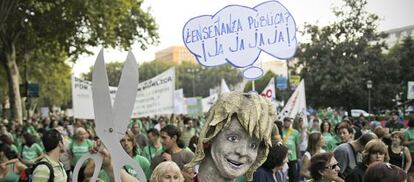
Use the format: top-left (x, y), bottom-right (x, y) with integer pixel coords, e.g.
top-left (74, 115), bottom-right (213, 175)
top-left (72, 0), bottom-right (414, 76)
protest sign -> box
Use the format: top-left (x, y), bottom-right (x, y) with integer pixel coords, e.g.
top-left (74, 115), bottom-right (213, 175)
top-left (408, 81), bottom-right (414, 100)
top-left (71, 68), bottom-right (175, 119)
top-left (278, 79), bottom-right (307, 126)
top-left (260, 78), bottom-right (277, 110)
top-left (183, 1), bottom-right (297, 80)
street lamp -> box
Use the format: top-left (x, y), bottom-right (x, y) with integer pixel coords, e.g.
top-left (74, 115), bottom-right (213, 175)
top-left (187, 68), bottom-right (199, 97)
top-left (367, 80), bottom-right (373, 120)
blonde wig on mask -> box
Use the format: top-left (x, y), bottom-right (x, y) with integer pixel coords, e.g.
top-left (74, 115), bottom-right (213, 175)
top-left (185, 92), bottom-right (275, 180)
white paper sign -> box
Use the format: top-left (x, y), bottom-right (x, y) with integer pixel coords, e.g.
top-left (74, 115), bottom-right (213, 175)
top-left (408, 81), bottom-right (414, 100)
top-left (71, 68), bottom-right (175, 119)
top-left (134, 68), bottom-right (175, 117)
top-left (202, 93), bottom-right (219, 112)
top-left (183, 1), bottom-right (297, 80)
top-left (174, 89), bottom-right (186, 114)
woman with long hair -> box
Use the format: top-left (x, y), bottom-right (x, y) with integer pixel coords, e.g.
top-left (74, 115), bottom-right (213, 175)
top-left (388, 131), bottom-right (412, 172)
top-left (320, 121), bottom-right (337, 152)
top-left (300, 132), bottom-right (326, 180)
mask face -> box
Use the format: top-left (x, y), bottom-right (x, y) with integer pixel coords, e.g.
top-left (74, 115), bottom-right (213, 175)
top-left (210, 118), bottom-right (259, 178)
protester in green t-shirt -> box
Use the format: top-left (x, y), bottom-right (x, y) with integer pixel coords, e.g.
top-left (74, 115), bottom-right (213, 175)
top-left (21, 133), bottom-right (44, 165)
top-left (120, 131), bottom-right (151, 179)
top-left (404, 118), bottom-right (414, 182)
top-left (69, 127), bottom-right (94, 168)
top-left (142, 128), bottom-right (163, 161)
top-left (85, 130), bottom-right (152, 181)
top-left (282, 117), bottom-right (300, 182)
top-left (321, 120), bottom-right (337, 152)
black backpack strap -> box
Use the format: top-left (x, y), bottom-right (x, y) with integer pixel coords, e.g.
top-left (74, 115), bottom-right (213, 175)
top-left (33, 161), bottom-right (55, 182)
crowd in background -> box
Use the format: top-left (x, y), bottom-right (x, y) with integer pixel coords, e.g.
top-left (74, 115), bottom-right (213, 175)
top-left (0, 109), bottom-right (412, 182)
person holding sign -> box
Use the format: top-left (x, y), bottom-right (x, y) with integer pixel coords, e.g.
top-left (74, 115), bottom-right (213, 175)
top-left (186, 92), bottom-right (274, 181)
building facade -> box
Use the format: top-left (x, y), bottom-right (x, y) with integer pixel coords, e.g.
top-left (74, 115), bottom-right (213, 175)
top-left (155, 46), bottom-right (197, 64)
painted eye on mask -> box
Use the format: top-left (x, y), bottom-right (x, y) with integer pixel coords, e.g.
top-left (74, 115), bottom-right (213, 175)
top-left (250, 143), bottom-right (258, 149)
top-left (227, 135), bottom-right (239, 142)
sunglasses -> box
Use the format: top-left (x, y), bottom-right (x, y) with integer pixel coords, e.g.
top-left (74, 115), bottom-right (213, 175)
top-left (325, 163), bottom-right (339, 170)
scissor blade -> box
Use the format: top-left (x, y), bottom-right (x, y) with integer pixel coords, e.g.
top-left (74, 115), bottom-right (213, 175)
top-left (113, 51), bottom-right (139, 137)
top-left (92, 49), bottom-right (114, 134)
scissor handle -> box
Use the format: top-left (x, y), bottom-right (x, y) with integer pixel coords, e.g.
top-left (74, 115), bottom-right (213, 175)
top-left (72, 153), bottom-right (103, 182)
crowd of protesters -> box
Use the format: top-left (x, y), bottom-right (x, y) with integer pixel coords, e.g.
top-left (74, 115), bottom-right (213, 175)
top-left (0, 109), bottom-right (413, 182)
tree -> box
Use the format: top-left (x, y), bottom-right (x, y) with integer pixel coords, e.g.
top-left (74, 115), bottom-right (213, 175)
top-left (27, 49), bottom-right (72, 108)
top-left (244, 71), bottom-right (275, 92)
top-left (82, 61), bottom-right (125, 87)
top-left (0, 0), bottom-right (159, 123)
top-left (387, 36), bottom-right (414, 105)
top-left (178, 63), bottom-right (242, 97)
top-left (295, 0), bottom-right (389, 111)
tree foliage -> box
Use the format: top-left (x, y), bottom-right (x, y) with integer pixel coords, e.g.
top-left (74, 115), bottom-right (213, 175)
top-left (294, 0), bottom-right (391, 111)
top-left (0, 0), bottom-right (159, 122)
top-left (387, 36), bottom-right (414, 102)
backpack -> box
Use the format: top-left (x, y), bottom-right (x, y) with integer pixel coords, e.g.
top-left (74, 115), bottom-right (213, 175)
top-left (18, 161), bottom-right (54, 182)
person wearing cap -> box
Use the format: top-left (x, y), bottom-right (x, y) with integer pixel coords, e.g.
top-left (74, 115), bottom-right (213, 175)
top-left (282, 117), bottom-right (300, 182)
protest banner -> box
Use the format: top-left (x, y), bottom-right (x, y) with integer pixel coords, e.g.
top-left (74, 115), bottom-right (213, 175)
top-left (408, 81), bottom-right (414, 100)
top-left (202, 93), bottom-right (218, 113)
top-left (260, 78), bottom-right (277, 111)
top-left (134, 68), bottom-right (175, 117)
top-left (278, 79), bottom-right (307, 126)
top-left (71, 68), bottom-right (175, 119)
top-left (174, 89), bottom-right (186, 114)
top-left (186, 97), bottom-right (203, 117)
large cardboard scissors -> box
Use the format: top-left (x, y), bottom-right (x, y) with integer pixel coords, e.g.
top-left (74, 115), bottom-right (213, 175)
top-left (73, 49), bottom-right (146, 182)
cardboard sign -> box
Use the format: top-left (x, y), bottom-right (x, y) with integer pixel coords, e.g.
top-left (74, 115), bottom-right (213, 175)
top-left (71, 68), bottom-right (175, 119)
top-left (183, 1), bottom-right (297, 80)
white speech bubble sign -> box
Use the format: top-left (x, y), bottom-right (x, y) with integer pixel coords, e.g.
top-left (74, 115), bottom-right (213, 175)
top-left (183, 0), bottom-right (297, 80)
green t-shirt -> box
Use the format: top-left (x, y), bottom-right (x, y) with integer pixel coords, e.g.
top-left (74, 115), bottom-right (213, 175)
top-left (235, 175), bottom-right (248, 182)
top-left (22, 143), bottom-right (43, 162)
top-left (181, 128), bottom-right (196, 147)
top-left (98, 155), bottom-right (152, 181)
top-left (124, 155), bottom-right (152, 179)
top-left (404, 128), bottom-right (414, 153)
top-left (98, 170), bottom-right (111, 182)
top-left (70, 139), bottom-right (94, 166)
top-left (142, 145), bottom-right (163, 161)
top-left (323, 132), bottom-right (338, 152)
top-left (283, 128), bottom-right (300, 161)
top-left (10, 144), bottom-right (18, 154)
